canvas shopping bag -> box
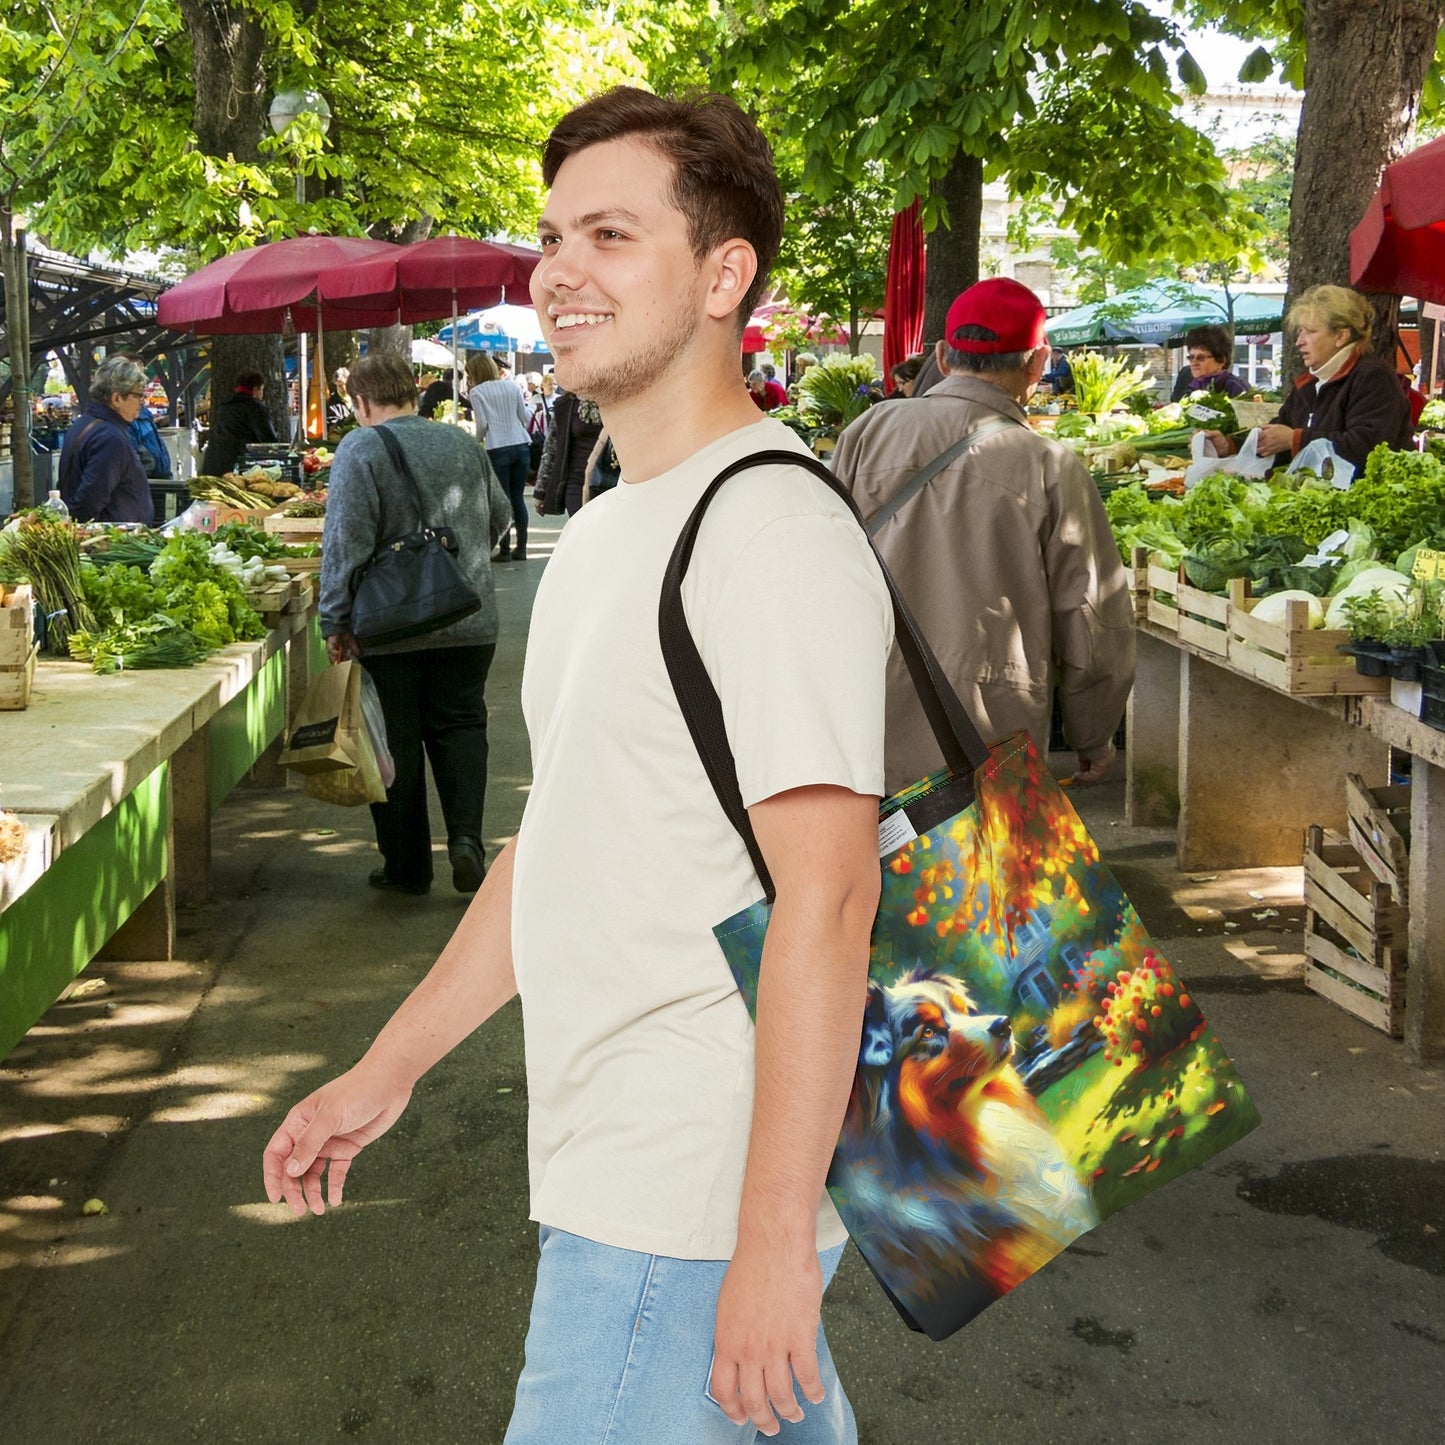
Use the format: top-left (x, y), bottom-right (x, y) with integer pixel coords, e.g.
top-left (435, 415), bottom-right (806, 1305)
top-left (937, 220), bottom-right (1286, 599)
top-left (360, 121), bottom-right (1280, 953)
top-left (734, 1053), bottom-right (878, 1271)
top-left (659, 450), bottom-right (1260, 1343)
top-left (280, 661), bottom-right (364, 774)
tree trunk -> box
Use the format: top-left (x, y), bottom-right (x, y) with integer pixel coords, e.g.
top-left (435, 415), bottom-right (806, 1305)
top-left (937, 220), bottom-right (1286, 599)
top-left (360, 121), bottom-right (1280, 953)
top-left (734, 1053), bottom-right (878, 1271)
top-left (921, 151), bottom-right (984, 344)
top-left (1284, 0), bottom-right (1444, 375)
top-left (176, 1), bottom-right (288, 440)
top-left (1, 212), bottom-right (36, 508)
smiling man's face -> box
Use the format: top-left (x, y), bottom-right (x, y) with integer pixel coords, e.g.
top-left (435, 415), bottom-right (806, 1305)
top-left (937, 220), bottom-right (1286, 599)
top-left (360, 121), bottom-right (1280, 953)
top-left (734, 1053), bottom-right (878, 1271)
top-left (531, 138), bottom-right (710, 409)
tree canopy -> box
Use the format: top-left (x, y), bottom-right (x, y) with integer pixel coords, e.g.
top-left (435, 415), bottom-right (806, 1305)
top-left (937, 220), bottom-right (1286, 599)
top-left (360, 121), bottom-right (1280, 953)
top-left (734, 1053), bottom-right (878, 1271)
top-left (706, 0), bottom-right (1245, 335)
top-left (4, 0), bottom-right (665, 262)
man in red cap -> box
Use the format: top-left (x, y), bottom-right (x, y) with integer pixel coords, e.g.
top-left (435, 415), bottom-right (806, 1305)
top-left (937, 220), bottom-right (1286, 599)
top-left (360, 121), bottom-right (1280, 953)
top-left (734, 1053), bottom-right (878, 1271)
top-left (832, 276), bottom-right (1135, 791)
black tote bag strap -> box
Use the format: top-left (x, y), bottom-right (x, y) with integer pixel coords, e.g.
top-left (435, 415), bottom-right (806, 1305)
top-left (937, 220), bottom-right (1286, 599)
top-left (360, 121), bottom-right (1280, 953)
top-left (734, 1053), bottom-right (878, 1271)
top-left (864, 414), bottom-right (1020, 537)
top-left (374, 423), bottom-right (433, 530)
top-left (658, 447), bottom-right (992, 903)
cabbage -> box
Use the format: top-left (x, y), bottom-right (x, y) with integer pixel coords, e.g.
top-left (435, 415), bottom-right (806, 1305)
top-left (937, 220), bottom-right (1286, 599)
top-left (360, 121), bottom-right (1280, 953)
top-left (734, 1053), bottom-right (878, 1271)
top-left (1322, 569), bottom-right (1412, 631)
top-left (1248, 591), bottom-right (1325, 629)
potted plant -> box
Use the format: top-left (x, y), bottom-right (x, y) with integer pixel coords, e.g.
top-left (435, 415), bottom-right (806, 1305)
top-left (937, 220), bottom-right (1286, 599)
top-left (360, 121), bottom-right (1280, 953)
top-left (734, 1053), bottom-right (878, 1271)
top-left (1381, 579), bottom-right (1445, 680)
top-left (1338, 590), bottom-right (1397, 676)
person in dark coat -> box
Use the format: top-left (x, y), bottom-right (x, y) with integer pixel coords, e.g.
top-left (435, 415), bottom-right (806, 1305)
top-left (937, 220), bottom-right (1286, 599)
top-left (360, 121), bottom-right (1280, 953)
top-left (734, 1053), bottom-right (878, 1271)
top-left (1203, 286), bottom-right (1413, 472)
top-left (1040, 348), bottom-right (1074, 395)
top-left (57, 355), bottom-right (155, 525)
top-left (201, 372), bottom-right (276, 475)
top-left (534, 389), bottom-right (604, 517)
top-left (417, 369), bottom-right (471, 420)
top-left (1169, 324), bottom-right (1249, 402)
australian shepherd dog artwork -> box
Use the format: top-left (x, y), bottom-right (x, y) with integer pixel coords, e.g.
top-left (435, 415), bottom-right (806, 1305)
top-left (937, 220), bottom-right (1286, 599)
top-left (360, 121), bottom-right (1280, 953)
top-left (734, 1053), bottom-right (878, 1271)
top-left (714, 733), bottom-right (1259, 1340)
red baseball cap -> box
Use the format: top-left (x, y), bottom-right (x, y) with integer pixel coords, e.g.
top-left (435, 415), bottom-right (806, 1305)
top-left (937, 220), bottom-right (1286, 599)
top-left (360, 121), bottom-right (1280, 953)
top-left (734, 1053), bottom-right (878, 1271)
top-left (945, 277), bottom-right (1048, 355)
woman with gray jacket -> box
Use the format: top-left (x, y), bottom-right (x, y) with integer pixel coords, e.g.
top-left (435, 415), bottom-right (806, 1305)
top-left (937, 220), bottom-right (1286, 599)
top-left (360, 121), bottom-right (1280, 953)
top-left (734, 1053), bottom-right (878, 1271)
top-left (320, 352), bottom-right (511, 896)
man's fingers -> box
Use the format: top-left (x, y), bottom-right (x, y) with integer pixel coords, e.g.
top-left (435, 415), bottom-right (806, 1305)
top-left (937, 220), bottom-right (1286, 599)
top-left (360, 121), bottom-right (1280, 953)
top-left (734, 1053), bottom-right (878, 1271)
top-left (764, 1357), bottom-right (803, 1423)
top-left (709, 1358), bottom-right (747, 1425)
top-left (736, 1362), bottom-right (779, 1437)
top-left (326, 1157), bottom-right (352, 1209)
top-left (792, 1348), bottom-right (826, 1406)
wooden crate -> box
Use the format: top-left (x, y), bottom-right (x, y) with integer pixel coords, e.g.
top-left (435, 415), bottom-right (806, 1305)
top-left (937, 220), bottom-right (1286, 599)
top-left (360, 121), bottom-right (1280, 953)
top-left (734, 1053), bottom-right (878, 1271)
top-left (1225, 581), bottom-right (1390, 697)
top-left (1302, 824), bottom-right (1408, 1036)
top-left (0, 642), bottom-right (38, 711)
top-left (245, 580), bottom-right (292, 629)
top-left (1345, 773), bottom-right (1409, 906)
top-left (283, 576), bottom-right (315, 615)
top-left (1, 584), bottom-right (35, 666)
top-left (1144, 559), bottom-right (1229, 657)
top-left (263, 513), bottom-right (325, 543)
top-left (281, 554), bottom-right (322, 575)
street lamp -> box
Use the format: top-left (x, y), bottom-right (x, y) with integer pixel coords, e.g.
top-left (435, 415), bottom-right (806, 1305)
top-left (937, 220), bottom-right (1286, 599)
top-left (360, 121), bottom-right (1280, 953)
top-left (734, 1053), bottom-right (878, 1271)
top-left (268, 88), bottom-right (332, 442)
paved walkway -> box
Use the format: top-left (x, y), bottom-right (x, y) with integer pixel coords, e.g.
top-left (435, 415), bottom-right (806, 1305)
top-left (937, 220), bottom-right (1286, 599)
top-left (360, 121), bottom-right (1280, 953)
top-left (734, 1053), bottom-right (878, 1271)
top-left (1, 509), bottom-right (1442, 1444)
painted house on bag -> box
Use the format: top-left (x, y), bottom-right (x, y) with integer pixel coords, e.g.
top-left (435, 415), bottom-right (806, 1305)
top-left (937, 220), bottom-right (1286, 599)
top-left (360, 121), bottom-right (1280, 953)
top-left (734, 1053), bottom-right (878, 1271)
top-left (1005, 904), bottom-right (1092, 1010)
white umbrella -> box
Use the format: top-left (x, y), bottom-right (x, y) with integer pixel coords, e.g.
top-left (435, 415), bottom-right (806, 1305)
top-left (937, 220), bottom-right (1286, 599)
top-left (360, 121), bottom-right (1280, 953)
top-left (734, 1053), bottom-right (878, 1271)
top-left (411, 336), bottom-right (457, 368)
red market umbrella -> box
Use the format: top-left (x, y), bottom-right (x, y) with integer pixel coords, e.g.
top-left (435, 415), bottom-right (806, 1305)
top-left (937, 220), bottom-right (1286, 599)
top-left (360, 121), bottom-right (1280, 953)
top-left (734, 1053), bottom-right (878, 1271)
top-left (318, 235), bottom-right (544, 413)
top-left (156, 235), bottom-right (404, 334)
top-left (315, 234), bottom-right (541, 323)
top-left (742, 301), bottom-right (849, 355)
top-left (882, 202), bottom-right (926, 391)
top-left (157, 235), bottom-right (403, 445)
top-left (1350, 133), bottom-right (1445, 306)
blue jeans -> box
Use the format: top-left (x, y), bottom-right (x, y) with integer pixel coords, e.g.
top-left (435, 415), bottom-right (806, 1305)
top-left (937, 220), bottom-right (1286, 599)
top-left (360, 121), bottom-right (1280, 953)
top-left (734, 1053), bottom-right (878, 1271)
top-left (504, 1228), bottom-right (856, 1445)
top-left (489, 443), bottom-right (532, 555)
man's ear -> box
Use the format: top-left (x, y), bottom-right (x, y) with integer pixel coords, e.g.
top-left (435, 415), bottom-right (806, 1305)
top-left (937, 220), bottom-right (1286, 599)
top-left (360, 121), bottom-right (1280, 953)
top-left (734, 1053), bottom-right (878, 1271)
top-left (706, 238), bottom-right (758, 323)
top-left (935, 338), bottom-right (951, 375)
top-left (1026, 345), bottom-right (1049, 386)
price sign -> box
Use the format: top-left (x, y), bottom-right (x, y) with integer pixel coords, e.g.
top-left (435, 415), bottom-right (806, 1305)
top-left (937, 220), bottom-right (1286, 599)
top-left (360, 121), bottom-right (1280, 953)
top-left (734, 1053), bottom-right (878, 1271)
top-left (1412, 547), bottom-right (1443, 581)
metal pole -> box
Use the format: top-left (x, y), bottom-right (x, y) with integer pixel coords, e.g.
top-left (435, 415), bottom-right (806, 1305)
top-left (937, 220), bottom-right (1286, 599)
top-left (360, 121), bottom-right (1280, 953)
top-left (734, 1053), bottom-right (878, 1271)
top-left (295, 170), bottom-right (307, 445)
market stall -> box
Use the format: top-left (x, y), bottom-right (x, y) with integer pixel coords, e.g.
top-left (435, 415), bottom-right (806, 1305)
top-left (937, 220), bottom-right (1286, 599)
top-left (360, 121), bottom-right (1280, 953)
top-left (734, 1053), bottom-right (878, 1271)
top-left (1074, 348), bottom-right (1445, 1058)
top-left (0, 503), bottom-right (327, 1059)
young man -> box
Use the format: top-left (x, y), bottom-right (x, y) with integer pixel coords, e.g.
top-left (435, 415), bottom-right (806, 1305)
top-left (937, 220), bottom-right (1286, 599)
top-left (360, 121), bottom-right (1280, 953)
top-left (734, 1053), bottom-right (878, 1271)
top-left (263, 87), bottom-right (892, 1443)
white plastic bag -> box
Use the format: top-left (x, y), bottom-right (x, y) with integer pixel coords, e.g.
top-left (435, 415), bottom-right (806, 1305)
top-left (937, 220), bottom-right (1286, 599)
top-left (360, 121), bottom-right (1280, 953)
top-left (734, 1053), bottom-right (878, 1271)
top-left (357, 668), bottom-right (397, 789)
top-left (1183, 428), bottom-right (1274, 488)
top-left (1287, 438), bottom-right (1356, 490)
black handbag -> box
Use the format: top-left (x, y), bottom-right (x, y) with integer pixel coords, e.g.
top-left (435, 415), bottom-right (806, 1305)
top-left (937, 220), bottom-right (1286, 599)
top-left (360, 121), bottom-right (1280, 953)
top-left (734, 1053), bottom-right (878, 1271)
top-left (348, 424), bottom-right (483, 647)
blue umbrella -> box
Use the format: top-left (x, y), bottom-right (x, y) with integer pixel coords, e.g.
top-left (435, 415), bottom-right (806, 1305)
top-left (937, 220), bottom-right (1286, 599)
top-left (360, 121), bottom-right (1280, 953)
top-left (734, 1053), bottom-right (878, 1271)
top-left (437, 317), bottom-right (517, 351)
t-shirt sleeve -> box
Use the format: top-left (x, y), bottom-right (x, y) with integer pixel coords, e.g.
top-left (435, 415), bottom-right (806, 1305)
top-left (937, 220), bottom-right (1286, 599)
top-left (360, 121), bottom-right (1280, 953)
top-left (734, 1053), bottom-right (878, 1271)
top-left (694, 510), bottom-right (893, 808)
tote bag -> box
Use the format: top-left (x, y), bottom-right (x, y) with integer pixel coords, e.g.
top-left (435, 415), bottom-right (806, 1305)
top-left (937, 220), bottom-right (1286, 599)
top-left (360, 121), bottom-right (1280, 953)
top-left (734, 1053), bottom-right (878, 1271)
top-left (659, 450), bottom-right (1260, 1343)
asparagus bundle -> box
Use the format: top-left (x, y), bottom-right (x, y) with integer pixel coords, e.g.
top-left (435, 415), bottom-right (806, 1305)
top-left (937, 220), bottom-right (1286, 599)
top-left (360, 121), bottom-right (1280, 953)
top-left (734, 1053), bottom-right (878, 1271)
top-left (0, 510), bottom-right (97, 654)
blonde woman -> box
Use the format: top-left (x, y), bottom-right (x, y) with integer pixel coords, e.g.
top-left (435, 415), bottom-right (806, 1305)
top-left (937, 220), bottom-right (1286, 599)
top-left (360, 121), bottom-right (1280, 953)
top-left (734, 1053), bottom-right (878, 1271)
top-left (466, 352), bottom-right (534, 559)
top-left (1205, 285), bottom-right (1412, 470)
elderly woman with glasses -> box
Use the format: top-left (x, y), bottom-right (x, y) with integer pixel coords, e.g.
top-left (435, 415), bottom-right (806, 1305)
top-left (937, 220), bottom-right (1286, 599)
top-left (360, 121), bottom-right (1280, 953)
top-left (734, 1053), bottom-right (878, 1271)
top-left (57, 354), bottom-right (155, 524)
top-left (1168, 324), bottom-right (1250, 403)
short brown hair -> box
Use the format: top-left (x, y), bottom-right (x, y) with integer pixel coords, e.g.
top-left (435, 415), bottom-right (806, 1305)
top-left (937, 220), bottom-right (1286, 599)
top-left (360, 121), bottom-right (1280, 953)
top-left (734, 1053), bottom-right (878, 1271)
top-left (542, 86), bottom-right (784, 322)
top-left (347, 352), bottom-right (417, 410)
top-left (1183, 324), bottom-right (1233, 366)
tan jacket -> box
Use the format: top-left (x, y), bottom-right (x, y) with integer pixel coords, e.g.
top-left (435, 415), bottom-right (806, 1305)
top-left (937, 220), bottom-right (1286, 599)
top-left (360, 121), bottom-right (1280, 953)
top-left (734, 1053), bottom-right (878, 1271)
top-left (831, 374), bottom-right (1135, 792)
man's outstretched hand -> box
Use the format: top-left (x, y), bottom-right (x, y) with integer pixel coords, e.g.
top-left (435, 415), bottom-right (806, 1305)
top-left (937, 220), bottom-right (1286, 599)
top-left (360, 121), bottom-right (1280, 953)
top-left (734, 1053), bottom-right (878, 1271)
top-left (262, 1063), bottom-right (412, 1217)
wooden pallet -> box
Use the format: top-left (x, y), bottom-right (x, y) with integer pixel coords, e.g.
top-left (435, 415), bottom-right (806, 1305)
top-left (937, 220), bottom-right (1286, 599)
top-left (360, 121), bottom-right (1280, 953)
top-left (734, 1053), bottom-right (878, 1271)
top-left (1, 584), bottom-right (35, 667)
top-left (1226, 581), bottom-right (1388, 697)
top-left (1302, 824), bottom-right (1408, 1036)
top-left (1345, 774), bottom-right (1410, 906)
top-left (1144, 559), bottom-right (1229, 657)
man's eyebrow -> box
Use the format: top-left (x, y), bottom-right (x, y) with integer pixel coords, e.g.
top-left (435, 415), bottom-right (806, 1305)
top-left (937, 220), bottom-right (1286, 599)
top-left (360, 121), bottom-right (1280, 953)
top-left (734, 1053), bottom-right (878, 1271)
top-left (537, 208), bottom-right (645, 234)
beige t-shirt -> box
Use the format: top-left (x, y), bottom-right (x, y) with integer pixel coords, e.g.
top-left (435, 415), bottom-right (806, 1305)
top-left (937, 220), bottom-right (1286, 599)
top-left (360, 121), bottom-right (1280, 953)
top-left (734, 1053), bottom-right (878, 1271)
top-left (513, 419), bottom-right (893, 1259)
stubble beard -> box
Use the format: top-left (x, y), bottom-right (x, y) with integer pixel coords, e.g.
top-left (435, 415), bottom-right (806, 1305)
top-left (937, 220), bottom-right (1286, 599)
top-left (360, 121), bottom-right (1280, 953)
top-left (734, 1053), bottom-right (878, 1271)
top-left (554, 287), bottom-right (703, 409)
